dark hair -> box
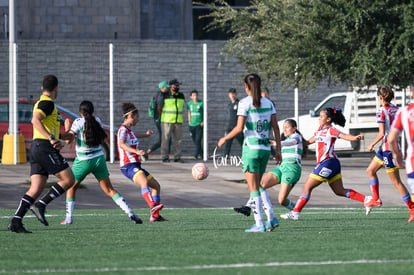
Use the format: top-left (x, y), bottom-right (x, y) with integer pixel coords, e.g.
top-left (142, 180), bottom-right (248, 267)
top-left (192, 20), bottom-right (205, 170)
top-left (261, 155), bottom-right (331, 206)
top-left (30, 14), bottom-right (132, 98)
top-left (42, 75), bottom-right (58, 92)
top-left (324, 107), bottom-right (346, 127)
top-left (190, 90), bottom-right (198, 96)
top-left (281, 118), bottom-right (308, 157)
top-left (244, 73), bottom-right (261, 108)
top-left (122, 102), bottom-right (138, 118)
top-left (377, 85), bottom-right (394, 103)
top-left (228, 88), bottom-right (236, 94)
top-left (79, 100), bottom-right (107, 147)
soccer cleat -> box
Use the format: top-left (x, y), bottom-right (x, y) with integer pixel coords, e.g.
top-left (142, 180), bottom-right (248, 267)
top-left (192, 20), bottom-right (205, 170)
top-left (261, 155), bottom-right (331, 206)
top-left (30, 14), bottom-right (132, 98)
top-left (30, 203), bottom-right (48, 226)
top-left (408, 208), bottom-right (414, 223)
top-left (265, 218), bottom-right (280, 232)
top-left (245, 224), bottom-right (266, 233)
top-left (280, 211), bottom-right (300, 220)
top-left (130, 214), bottom-right (143, 224)
top-left (364, 196), bottom-right (382, 215)
top-left (233, 205), bottom-right (251, 217)
top-left (150, 203), bottom-right (164, 216)
top-left (8, 218), bottom-right (32, 234)
top-left (150, 215), bottom-right (168, 222)
top-left (60, 218), bottom-right (73, 225)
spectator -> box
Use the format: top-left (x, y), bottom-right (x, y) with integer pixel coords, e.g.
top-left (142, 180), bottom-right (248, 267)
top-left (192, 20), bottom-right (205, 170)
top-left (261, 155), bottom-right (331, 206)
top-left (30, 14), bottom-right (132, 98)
top-left (160, 79), bottom-right (186, 163)
top-left (146, 81), bottom-right (170, 158)
top-left (224, 88), bottom-right (243, 158)
top-left (187, 90), bottom-right (204, 159)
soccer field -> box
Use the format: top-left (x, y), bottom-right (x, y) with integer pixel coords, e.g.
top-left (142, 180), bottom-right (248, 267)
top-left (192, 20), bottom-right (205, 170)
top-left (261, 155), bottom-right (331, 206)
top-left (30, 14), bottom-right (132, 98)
top-left (1, 207), bottom-right (413, 274)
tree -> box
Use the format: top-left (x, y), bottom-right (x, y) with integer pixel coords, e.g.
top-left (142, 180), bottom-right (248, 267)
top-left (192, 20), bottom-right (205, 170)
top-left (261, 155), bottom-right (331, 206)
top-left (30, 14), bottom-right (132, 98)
top-left (202, 0), bottom-right (414, 90)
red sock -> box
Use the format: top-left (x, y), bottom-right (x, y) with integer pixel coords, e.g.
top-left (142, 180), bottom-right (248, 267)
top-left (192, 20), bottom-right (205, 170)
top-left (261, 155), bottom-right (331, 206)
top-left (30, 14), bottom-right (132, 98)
top-left (142, 192), bottom-right (155, 208)
top-left (347, 189), bottom-right (365, 203)
top-left (293, 195), bottom-right (309, 212)
top-left (406, 200), bottom-right (414, 209)
top-left (369, 178), bottom-right (380, 201)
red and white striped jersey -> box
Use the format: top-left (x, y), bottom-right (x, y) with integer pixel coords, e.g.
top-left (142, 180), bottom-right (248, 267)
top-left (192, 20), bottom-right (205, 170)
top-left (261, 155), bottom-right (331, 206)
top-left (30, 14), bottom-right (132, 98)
top-left (392, 104), bottom-right (414, 174)
top-left (376, 103), bottom-right (399, 151)
top-left (117, 124), bottom-right (140, 167)
top-left (313, 126), bottom-right (341, 164)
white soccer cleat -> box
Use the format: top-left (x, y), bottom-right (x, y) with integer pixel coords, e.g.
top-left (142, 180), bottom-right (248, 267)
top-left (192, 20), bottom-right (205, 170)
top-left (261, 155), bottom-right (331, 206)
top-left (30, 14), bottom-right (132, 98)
top-left (280, 211), bottom-right (300, 220)
top-left (364, 196), bottom-right (382, 216)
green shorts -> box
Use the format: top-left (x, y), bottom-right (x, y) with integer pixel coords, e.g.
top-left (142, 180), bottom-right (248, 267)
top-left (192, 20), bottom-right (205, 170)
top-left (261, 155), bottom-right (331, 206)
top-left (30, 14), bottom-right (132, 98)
top-left (242, 146), bottom-right (270, 174)
top-left (269, 162), bottom-right (302, 187)
top-left (72, 155), bottom-right (109, 182)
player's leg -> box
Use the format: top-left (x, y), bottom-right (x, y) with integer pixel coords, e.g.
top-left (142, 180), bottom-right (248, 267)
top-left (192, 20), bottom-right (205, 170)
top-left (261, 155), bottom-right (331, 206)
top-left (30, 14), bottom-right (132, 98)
top-left (280, 175), bottom-right (322, 220)
top-left (8, 172), bottom-right (47, 233)
top-left (61, 157), bottom-right (88, 225)
top-left (98, 176), bottom-right (143, 224)
top-left (366, 153), bottom-right (384, 203)
top-left (244, 171), bottom-right (265, 232)
top-left (278, 164), bottom-right (301, 210)
top-left (60, 180), bottom-right (81, 225)
top-left (147, 176), bottom-right (167, 222)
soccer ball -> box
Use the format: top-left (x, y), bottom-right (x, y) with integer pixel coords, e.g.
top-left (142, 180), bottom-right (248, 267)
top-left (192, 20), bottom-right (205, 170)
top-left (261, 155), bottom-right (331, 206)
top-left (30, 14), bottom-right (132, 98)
top-left (192, 163), bottom-right (209, 180)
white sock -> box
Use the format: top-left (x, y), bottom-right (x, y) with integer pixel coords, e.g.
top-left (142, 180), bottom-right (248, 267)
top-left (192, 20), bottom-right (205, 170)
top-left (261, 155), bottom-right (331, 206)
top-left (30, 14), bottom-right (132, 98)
top-left (260, 188), bottom-right (274, 221)
top-left (245, 197), bottom-right (254, 208)
top-left (65, 200), bottom-right (75, 220)
top-left (250, 193), bottom-right (264, 227)
top-left (113, 194), bottom-right (134, 217)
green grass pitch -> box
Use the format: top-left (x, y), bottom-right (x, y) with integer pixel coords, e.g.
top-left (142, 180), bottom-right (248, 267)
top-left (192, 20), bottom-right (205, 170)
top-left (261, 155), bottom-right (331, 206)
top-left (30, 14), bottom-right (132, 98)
top-left (1, 207), bottom-right (413, 274)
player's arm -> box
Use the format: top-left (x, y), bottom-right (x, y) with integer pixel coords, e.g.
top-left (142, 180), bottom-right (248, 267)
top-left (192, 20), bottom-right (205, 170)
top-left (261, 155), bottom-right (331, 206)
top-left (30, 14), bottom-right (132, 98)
top-left (60, 119), bottom-right (75, 144)
top-left (339, 132), bottom-right (364, 141)
top-left (270, 114), bottom-right (282, 164)
top-left (118, 138), bottom-right (145, 156)
top-left (218, 115), bottom-right (245, 148)
top-left (368, 123), bottom-right (385, 151)
top-left (32, 111), bottom-right (64, 149)
top-left (388, 128), bottom-right (404, 168)
top-left (135, 130), bottom-right (153, 138)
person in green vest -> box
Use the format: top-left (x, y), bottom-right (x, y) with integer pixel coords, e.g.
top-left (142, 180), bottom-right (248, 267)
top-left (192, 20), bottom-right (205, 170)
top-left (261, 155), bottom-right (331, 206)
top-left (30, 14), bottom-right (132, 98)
top-left (160, 79), bottom-right (186, 163)
top-left (187, 90), bottom-right (204, 159)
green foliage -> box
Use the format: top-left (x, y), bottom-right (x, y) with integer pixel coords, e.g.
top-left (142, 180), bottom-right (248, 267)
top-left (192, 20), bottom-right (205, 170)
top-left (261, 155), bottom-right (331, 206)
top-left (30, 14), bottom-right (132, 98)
top-left (202, 0), bottom-right (414, 90)
top-left (1, 207), bottom-right (414, 274)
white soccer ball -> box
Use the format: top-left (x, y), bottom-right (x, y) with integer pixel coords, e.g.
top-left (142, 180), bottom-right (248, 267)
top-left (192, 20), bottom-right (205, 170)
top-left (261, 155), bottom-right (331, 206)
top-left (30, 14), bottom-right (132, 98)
top-left (192, 163), bottom-right (209, 180)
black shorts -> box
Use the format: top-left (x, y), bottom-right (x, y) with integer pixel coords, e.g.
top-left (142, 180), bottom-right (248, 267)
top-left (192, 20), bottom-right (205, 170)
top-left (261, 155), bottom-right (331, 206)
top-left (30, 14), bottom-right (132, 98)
top-left (30, 139), bottom-right (69, 176)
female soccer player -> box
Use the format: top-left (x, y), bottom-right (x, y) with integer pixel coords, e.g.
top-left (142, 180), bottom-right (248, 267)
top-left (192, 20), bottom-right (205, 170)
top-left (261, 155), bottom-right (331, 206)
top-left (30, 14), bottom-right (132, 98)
top-left (386, 88), bottom-right (414, 223)
top-left (218, 73), bottom-right (282, 233)
top-left (118, 102), bottom-right (167, 222)
top-left (280, 107), bottom-right (369, 220)
top-left (234, 119), bottom-right (305, 216)
top-left (61, 100), bottom-right (142, 225)
top-left (364, 86), bottom-right (414, 215)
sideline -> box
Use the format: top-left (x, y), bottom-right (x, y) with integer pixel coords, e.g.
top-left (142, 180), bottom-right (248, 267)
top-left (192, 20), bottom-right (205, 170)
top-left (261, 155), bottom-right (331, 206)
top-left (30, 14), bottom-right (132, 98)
top-left (1, 259), bottom-right (413, 273)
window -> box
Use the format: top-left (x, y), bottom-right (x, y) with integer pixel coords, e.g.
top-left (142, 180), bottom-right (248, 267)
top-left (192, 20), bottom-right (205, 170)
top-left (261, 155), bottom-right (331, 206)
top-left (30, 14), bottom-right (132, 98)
top-left (312, 96), bottom-right (346, 117)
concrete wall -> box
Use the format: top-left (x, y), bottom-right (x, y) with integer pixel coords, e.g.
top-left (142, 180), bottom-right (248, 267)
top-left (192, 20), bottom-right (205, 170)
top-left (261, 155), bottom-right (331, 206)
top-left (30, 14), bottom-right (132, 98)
top-left (0, 40), bottom-right (345, 157)
top-left (0, 0), bottom-right (193, 40)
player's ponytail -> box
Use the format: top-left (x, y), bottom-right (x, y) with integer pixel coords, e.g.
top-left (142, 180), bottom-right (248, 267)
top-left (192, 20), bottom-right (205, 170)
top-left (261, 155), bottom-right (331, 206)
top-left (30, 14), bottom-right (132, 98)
top-left (244, 73), bottom-right (261, 108)
top-left (377, 85), bottom-right (394, 103)
top-left (80, 100), bottom-right (107, 147)
top-left (324, 107), bottom-right (346, 127)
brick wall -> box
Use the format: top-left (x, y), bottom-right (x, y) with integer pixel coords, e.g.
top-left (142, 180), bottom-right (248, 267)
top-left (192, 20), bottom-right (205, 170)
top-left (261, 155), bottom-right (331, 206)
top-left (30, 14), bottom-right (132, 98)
top-left (0, 40), bottom-right (343, 157)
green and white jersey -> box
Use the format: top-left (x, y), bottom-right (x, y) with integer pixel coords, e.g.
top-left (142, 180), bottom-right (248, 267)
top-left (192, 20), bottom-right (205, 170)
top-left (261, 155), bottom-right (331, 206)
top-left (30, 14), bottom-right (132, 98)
top-left (71, 117), bottom-right (104, 161)
top-left (237, 95), bottom-right (276, 151)
top-left (281, 132), bottom-right (303, 165)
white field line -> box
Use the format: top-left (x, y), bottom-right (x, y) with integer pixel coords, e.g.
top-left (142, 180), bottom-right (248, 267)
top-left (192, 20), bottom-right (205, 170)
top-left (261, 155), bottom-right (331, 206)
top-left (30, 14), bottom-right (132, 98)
top-left (0, 207), bottom-right (407, 219)
top-left (1, 259), bottom-right (413, 273)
